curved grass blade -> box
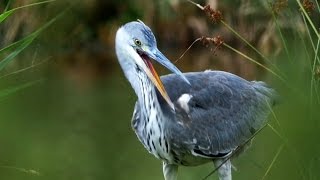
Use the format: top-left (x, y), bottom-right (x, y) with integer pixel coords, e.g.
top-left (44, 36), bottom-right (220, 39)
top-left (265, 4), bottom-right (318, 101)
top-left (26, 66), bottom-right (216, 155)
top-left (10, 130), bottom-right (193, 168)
top-left (222, 42), bottom-right (286, 82)
top-left (4, 0), bottom-right (13, 12)
top-left (0, 9), bottom-right (66, 71)
top-left (261, 144), bottom-right (284, 180)
top-left (296, 0), bottom-right (320, 39)
top-left (0, 79), bottom-right (43, 100)
top-left (0, 0), bottom-right (55, 24)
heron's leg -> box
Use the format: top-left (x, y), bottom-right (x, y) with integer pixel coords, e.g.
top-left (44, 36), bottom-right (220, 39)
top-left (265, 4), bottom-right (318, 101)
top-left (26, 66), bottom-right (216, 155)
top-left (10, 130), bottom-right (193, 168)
top-left (213, 159), bottom-right (232, 180)
top-left (163, 162), bottom-right (178, 180)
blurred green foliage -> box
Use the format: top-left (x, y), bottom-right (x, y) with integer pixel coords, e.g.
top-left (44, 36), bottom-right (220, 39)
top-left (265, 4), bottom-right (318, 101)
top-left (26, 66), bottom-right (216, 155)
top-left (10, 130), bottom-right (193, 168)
top-left (0, 0), bottom-right (319, 180)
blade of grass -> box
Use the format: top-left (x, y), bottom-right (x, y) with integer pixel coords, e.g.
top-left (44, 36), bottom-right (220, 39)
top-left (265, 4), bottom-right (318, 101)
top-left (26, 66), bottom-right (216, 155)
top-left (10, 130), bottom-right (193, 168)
top-left (261, 144), bottom-right (284, 180)
top-left (298, 4), bottom-right (320, 105)
top-left (267, 124), bottom-right (285, 141)
top-left (4, 0), bottom-right (13, 12)
top-left (0, 58), bottom-right (50, 80)
top-left (266, 101), bottom-right (288, 144)
top-left (315, 0), bottom-right (320, 13)
top-left (310, 39), bottom-right (320, 104)
top-left (0, 79), bottom-right (43, 99)
top-left (267, 1), bottom-right (291, 62)
top-left (0, 8), bottom-right (66, 71)
top-left (223, 42), bottom-right (285, 82)
top-left (301, 14), bottom-right (320, 64)
top-left (293, 10), bottom-right (313, 64)
top-left (266, 101), bottom-right (307, 180)
top-left (0, 36), bottom-right (37, 70)
top-left (0, 0), bottom-right (56, 24)
top-left (187, 0), bottom-right (284, 77)
top-left (296, 0), bottom-right (320, 39)
top-left (267, 99), bottom-right (281, 127)
top-left (221, 20), bottom-right (280, 70)
top-left (301, 12), bottom-right (320, 104)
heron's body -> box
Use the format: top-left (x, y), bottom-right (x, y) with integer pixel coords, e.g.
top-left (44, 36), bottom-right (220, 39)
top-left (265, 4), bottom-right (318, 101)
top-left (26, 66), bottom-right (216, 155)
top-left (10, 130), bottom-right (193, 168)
top-left (132, 70), bottom-right (275, 165)
top-left (115, 20), bottom-right (277, 180)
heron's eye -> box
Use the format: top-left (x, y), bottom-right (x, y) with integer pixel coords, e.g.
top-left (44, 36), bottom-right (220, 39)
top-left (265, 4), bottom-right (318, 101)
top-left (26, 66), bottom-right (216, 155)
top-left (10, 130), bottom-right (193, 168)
top-left (134, 39), bottom-right (142, 46)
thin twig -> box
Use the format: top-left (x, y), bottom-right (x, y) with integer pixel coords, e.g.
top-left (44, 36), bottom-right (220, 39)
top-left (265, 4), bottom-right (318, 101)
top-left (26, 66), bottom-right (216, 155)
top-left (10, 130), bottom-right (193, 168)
top-left (174, 38), bottom-right (201, 64)
top-left (187, 0), bottom-right (204, 10)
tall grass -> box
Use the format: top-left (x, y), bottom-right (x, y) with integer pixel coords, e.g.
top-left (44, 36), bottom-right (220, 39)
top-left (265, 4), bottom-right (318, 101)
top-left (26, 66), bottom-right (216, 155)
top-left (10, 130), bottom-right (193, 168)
top-left (0, 0), bottom-right (62, 99)
top-left (0, 0), bottom-right (61, 175)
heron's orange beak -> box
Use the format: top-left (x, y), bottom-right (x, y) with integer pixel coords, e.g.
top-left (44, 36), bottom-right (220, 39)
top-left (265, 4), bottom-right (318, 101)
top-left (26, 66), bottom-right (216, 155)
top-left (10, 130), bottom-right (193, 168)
top-left (137, 48), bottom-right (190, 110)
top-left (140, 53), bottom-right (174, 109)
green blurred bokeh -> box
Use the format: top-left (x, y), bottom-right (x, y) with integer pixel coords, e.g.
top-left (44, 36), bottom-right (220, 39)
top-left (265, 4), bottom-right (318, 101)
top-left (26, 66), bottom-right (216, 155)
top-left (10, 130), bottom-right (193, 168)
top-left (0, 0), bottom-right (319, 180)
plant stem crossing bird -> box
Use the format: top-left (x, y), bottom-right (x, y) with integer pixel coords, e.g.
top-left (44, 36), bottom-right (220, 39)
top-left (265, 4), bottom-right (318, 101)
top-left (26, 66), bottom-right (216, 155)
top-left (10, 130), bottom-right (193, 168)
top-left (115, 20), bottom-right (277, 180)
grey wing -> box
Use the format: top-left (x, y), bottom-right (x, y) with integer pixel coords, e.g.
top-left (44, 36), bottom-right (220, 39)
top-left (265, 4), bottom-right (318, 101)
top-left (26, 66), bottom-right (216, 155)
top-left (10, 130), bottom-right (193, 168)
top-left (159, 70), bottom-right (277, 158)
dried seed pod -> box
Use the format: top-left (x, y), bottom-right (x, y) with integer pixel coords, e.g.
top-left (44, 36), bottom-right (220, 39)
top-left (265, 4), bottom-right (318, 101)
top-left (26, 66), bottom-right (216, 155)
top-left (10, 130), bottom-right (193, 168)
top-left (271, 0), bottom-right (288, 15)
top-left (302, 0), bottom-right (315, 14)
top-left (203, 5), bottom-right (223, 23)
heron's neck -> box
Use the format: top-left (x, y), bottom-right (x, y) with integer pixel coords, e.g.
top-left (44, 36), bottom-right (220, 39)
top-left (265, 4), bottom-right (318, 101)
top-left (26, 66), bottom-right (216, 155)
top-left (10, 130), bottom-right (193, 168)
top-left (136, 71), bottom-right (162, 118)
top-left (134, 70), bottom-right (173, 161)
top-left (115, 41), bottom-right (163, 118)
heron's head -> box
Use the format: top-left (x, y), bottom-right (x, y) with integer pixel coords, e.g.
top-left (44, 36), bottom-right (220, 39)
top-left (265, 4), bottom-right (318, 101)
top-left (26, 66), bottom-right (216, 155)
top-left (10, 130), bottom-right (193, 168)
top-left (115, 20), bottom-right (189, 109)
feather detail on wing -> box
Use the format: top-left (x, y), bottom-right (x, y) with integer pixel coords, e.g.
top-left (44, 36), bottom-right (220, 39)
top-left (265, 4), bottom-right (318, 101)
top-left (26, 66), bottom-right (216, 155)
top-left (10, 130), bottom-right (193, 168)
top-left (158, 70), bottom-right (277, 158)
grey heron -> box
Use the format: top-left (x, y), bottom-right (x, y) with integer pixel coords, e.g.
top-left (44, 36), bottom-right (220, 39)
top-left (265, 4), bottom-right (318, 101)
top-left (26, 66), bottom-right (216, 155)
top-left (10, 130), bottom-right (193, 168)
top-left (115, 20), bottom-right (277, 180)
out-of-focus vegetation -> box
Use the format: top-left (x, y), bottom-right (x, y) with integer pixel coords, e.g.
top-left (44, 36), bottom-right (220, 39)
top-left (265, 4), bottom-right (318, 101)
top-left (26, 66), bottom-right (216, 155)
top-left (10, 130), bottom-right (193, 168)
top-left (0, 0), bottom-right (319, 180)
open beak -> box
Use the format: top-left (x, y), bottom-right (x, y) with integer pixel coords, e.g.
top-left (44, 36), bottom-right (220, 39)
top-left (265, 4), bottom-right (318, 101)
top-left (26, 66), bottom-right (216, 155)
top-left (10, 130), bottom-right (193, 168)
top-left (137, 48), bottom-right (190, 110)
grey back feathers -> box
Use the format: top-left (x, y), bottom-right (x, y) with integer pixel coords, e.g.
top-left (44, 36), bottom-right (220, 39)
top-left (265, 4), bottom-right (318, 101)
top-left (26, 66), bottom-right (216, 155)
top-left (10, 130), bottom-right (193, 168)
top-left (155, 70), bottom-right (277, 160)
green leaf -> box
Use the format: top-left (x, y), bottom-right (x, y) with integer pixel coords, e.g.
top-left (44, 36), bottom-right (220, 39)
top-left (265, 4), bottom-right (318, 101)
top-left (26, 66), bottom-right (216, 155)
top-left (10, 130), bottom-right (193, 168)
top-left (0, 0), bottom-right (56, 24)
top-left (0, 79), bottom-right (44, 99)
top-left (0, 10), bottom-right (14, 23)
top-left (0, 8), bottom-right (66, 71)
top-left (0, 35), bottom-right (37, 71)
